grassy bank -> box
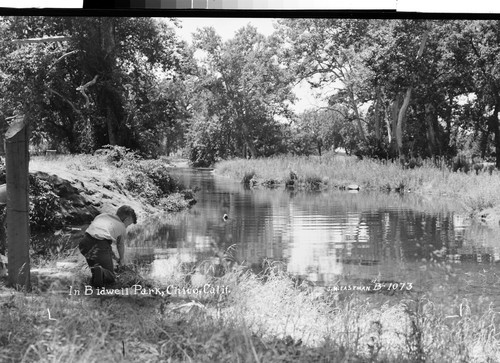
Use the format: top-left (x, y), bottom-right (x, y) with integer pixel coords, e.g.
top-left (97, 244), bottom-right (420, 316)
top-left (1, 253), bottom-right (499, 362)
top-left (28, 151), bottom-right (195, 217)
top-left (215, 154), bottom-right (500, 216)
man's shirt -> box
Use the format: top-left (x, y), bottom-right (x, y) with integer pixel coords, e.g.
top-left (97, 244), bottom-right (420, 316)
top-left (85, 213), bottom-right (126, 243)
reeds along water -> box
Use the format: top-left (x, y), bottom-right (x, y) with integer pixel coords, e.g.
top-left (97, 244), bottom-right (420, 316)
top-left (214, 155), bottom-right (500, 212)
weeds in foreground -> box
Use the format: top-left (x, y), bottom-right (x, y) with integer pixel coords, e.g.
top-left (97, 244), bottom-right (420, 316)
top-left (1, 253), bottom-right (499, 362)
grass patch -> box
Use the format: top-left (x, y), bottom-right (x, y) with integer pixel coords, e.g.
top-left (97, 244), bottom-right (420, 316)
top-left (1, 256), bottom-right (499, 362)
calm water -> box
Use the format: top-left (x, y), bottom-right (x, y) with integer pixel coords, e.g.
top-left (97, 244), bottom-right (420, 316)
top-left (128, 168), bottom-right (500, 300)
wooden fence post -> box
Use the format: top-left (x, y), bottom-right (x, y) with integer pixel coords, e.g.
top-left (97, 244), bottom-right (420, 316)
top-left (5, 118), bottom-right (30, 290)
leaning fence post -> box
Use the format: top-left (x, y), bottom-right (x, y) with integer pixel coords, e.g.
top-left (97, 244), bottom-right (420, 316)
top-left (5, 117), bottom-right (30, 290)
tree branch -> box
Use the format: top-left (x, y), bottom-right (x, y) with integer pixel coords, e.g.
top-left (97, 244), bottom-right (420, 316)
top-left (47, 88), bottom-right (83, 118)
top-left (10, 36), bottom-right (71, 44)
top-left (47, 50), bottom-right (80, 73)
top-left (76, 75), bottom-right (98, 108)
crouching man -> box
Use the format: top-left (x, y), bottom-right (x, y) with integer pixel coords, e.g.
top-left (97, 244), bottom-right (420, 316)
top-left (79, 205), bottom-right (137, 287)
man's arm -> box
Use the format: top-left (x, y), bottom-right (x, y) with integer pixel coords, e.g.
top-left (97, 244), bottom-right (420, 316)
top-left (116, 235), bottom-right (125, 266)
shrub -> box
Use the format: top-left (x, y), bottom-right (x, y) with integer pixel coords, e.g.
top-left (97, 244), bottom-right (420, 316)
top-left (124, 171), bottom-right (162, 205)
top-left (95, 145), bottom-right (141, 167)
top-left (29, 175), bottom-right (64, 231)
top-left (303, 175), bottom-right (324, 190)
top-left (242, 171), bottom-right (256, 186)
top-left (0, 161), bottom-right (63, 246)
top-left (140, 160), bottom-right (180, 195)
top-left (159, 193), bottom-right (191, 212)
top-left (123, 160), bottom-right (183, 206)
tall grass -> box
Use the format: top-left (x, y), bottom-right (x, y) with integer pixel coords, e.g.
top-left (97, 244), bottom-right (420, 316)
top-left (1, 257), bottom-right (499, 362)
top-left (215, 155), bottom-right (500, 215)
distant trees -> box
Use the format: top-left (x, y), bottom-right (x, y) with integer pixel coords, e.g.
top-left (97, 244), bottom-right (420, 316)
top-left (292, 109), bottom-right (345, 156)
top-left (186, 25), bottom-right (295, 166)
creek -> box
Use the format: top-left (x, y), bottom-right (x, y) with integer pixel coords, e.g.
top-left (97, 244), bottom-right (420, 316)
top-left (128, 168), bottom-right (500, 304)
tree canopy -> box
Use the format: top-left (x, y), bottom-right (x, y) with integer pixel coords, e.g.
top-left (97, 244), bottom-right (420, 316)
top-left (2, 17), bottom-right (500, 167)
top-left (0, 16), bottom-right (191, 157)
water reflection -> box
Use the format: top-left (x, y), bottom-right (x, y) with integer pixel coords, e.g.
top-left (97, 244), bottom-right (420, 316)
top-left (128, 168), bottom-right (500, 288)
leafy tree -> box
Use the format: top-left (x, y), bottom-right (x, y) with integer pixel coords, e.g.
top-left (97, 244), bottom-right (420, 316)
top-left (276, 19), bottom-right (373, 144)
top-left (0, 16), bottom-right (190, 155)
top-left (451, 20), bottom-right (500, 167)
top-left (295, 108), bottom-right (345, 156)
top-left (186, 25), bottom-right (295, 165)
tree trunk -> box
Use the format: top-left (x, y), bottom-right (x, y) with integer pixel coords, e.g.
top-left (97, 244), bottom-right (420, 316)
top-left (395, 31), bottom-right (429, 156)
top-left (106, 103), bottom-right (118, 145)
top-left (445, 95), bottom-right (453, 155)
top-left (425, 103), bottom-right (439, 155)
top-left (317, 140), bottom-right (323, 156)
top-left (396, 87), bottom-right (412, 153)
top-left (245, 138), bottom-right (258, 159)
top-left (390, 94), bottom-right (402, 155)
top-left (100, 18), bottom-right (120, 146)
top-left (349, 90), bottom-right (366, 142)
top-left (491, 103), bottom-right (500, 168)
top-left (374, 86), bottom-right (382, 141)
top-left (480, 128), bottom-right (489, 159)
top-left (5, 118), bottom-right (30, 290)
top-left (240, 121), bottom-right (258, 159)
top-left (0, 117), bottom-right (8, 156)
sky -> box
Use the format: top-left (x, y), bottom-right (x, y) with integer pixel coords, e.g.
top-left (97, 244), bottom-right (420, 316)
top-left (173, 17), bottom-right (326, 114)
top-left (175, 17), bottom-right (277, 43)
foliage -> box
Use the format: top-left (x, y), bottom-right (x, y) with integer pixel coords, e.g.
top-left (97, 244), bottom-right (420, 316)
top-left (28, 174), bottom-right (64, 231)
top-left (293, 108), bottom-right (348, 156)
top-left (3, 17), bottom-right (500, 167)
top-left (276, 19), bottom-right (373, 145)
top-left (0, 161), bottom-right (63, 232)
top-left (0, 16), bottom-right (191, 156)
top-left (272, 19), bottom-right (500, 167)
top-left (95, 144), bottom-right (141, 167)
top-left (186, 113), bottom-right (228, 167)
top-left (123, 159), bottom-right (182, 205)
top-left (185, 25), bottom-right (295, 166)
top-left (140, 160), bottom-right (180, 194)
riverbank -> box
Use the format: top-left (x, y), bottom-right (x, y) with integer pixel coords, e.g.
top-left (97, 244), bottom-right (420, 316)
top-left (214, 155), bottom-right (500, 225)
top-left (28, 153), bottom-right (196, 220)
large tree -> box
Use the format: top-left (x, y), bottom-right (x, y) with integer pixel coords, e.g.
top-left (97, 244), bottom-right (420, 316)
top-left (452, 20), bottom-right (500, 167)
top-left (276, 19), bottom-right (373, 143)
top-left (0, 16), bottom-right (190, 155)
